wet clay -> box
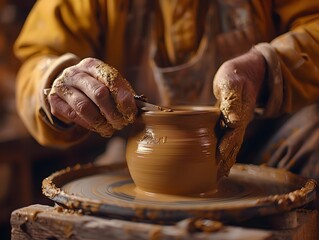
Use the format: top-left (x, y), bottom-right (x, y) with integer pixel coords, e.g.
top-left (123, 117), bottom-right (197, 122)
top-left (126, 106), bottom-right (221, 195)
top-left (42, 163), bottom-right (316, 224)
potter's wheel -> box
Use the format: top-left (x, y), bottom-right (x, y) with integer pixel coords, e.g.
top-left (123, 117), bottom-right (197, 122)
top-left (43, 163), bottom-right (316, 224)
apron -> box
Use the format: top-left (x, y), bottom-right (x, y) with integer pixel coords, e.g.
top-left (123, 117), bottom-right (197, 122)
top-left (124, 0), bottom-right (259, 106)
top-left (149, 0), bottom-right (218, 106)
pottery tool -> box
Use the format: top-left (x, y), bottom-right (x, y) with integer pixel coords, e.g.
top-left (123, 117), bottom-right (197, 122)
top-left (43, 89), bottom-right (172, 112)
top-left (134, 95), bottom-right (173, 112)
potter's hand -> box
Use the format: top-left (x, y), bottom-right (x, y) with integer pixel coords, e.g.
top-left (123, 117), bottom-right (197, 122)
top-left (48, 58), bottom-right (137, 137)
top-left (213, 47), bottom-right (266, 178)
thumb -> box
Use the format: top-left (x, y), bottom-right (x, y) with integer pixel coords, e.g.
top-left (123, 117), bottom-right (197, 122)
top-left (219, 89), bottom-right (243, 128)
top-left (217, 125), bottom-right (245, 179)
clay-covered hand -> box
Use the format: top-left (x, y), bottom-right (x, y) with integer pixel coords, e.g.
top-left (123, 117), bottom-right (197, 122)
top-left (213, 47), bottom-right (266, 178)
top-left (48, 58), bottom-right (137, 137)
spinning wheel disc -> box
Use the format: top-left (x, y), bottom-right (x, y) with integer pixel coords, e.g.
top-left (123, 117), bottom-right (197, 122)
top-left (43, 163), bottom-right (316, 223)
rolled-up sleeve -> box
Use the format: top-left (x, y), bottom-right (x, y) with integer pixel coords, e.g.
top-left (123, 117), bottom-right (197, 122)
top-left (14, 0), bottom-right (105, 148)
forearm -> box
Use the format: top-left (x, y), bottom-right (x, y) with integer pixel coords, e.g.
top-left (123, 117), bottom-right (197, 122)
top-left (14, 0), bottom-right (105, 148)
top-left (271, 20), bottom-right (319, 113)
top-left (255, 19), bottom-right (319, 118)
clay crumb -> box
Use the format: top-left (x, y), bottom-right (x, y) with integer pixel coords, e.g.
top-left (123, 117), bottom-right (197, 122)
top-left (257, 179), bottom-right (317, 209)
top-left (54, 205), bottom-right (83, 215)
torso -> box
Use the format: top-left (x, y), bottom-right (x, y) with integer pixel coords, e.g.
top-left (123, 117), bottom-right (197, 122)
top-left (103, 0), bottom-right (270, 105)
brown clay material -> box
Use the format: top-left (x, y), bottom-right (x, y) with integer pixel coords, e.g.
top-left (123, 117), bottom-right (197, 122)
top-left (256, 180), bottom-right (317, 210)
top-left (42, 163), bottom-right (316, 224)
top-left (126, 106), bottom-right (221, 195)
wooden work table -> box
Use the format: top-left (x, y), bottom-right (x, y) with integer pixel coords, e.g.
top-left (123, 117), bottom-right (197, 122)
top-left (11, 204), bottom-right (318, 240)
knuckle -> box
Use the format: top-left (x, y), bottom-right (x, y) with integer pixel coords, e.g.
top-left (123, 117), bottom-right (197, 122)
top-left (62, 65), bottom-right (77, 78)
top-left (79, 57), bottom-right (99, 68)
top-left (74, 100), bottom-right (91, 114)
top-left (67, 109), bottom-right (78, 121)
top-left (93, 85), bottom-right (109, 99)
top-left (73, 72), bottom-right (87, 83)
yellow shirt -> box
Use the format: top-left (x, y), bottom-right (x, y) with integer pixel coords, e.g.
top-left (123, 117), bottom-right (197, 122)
top-left (14, 0), bottom-right (319, 148)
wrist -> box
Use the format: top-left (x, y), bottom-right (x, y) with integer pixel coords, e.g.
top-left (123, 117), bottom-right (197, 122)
top-left (254, 43), bottom-right (284, 117)
top-left (249, 47), bottom-right (267, 88)
top-left (250, 47), bottom-right (269, 109)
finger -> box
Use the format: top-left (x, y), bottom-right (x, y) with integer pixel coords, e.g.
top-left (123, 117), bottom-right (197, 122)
top-left (66, 72), bottom-right (126, 130)
top-left (216, 126), bottom-right (245, 178)
top-left (78, 58), bottom-right (137, 123)
top-left (48, 93), bottom-right (90, 128)
top-left (220, 86), bottom-right (242, 128)
top-left (214, 72), bottom-right (244, 128)
top-left (50, 84), bottom-right (114, 137)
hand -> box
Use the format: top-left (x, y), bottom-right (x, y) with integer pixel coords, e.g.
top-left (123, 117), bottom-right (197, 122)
top-left (48, 58), bottom-right (137, 137)
top-left (213, 47), bottom-right (266, 178)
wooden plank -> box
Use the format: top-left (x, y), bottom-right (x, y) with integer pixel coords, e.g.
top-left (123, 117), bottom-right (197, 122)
top-left (11, 204), bottom-right (318, 240)
top-left (11, 205), bottom-right (272, 240)
top-left (271, 209), bottom-right (318, 240)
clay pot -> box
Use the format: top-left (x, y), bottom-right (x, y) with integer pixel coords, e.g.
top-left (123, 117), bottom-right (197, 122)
top-left (126, 106), bottom-right (221, 195)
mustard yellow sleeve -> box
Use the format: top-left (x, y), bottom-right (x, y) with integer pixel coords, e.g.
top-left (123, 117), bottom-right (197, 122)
top-left (14, 0), bottom-right (106, 148)
top-left (269, 1), bottom-right (319, 114)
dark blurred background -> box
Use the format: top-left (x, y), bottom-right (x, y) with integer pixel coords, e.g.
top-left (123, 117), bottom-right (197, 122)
top-left (0, 1), bottom-right (105, 239)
